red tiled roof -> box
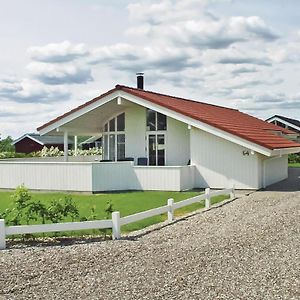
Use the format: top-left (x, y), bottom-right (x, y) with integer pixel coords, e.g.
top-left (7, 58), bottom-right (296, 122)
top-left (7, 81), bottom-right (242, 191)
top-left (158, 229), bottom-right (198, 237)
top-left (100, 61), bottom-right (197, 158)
top-left (38, 85), bottom-right (300, 150)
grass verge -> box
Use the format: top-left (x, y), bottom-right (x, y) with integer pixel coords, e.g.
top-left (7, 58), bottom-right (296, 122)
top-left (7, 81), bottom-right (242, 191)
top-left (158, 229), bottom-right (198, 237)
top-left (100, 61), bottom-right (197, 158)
top-left (289, 163), bottom-right (300, 168)
top-left (0, 190), bottom-right (228, 237)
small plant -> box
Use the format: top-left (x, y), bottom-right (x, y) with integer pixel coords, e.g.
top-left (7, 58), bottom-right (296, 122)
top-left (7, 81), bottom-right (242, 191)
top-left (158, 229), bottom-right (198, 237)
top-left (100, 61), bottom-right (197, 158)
top-left (101, 200), bottom-right (114, 239)
top-left (104, 200), bottom-right (114, 219)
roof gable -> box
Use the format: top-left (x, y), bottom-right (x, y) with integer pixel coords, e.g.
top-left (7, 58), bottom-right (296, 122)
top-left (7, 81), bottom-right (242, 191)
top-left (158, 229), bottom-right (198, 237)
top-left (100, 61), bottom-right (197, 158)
top-left (37, 85), bottom-right (300, 152)
top-left (13, 133), bottom-right (73, 145)
top-left (117, 85), bottom-right (299, 150)
top-left (266, 115), bottom-right (300, 132)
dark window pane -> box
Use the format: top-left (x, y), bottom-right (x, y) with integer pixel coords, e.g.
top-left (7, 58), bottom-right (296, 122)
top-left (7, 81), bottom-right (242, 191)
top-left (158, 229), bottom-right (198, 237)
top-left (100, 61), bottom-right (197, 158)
top-left (117, 144), bottom-right (125, 160)
top-left (157, 134), bottom-right (165, 165)
top-left (157, 113), bottom-right (167, 130)
top-left (117, 113), bottom-right (125, 131)
top-left (109, 134), bottom-right (115, 161)
top-left (147, 109), bottom-right (156, 131)
top-left (104, 123), bottom-right (108, 132)
top-left (103, 135), bottom-right (108, 159)
top-left (117, 134), bottom-right (125, 143)
top-left (148, 134), bottom-right (156, 165)
top-left (109, 118), bottom-right (115, 132)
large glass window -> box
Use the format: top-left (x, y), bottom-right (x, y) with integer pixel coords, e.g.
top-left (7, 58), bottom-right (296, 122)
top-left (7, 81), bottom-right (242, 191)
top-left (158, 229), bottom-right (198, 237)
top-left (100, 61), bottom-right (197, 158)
top-left (117, 113), bottom-right (125, 131)
top-left (103, 135), bottom-right (108, 160)
top-left (148, 133), bottom-right (165, 166)
top-left (109, 118), bottom-right (115, 132)
top-left (102, 113), bottom-right (125, 161)
top-left (117, 134), bottom-right (125, 160)
top-left (146, 109), bottom-right (167, 131)
top-left (109, 134), bottom-right (115, 161)
top-left (157, 113), bottom-right (167, 130)
top-left (147, 109), bottom-right (156, 131)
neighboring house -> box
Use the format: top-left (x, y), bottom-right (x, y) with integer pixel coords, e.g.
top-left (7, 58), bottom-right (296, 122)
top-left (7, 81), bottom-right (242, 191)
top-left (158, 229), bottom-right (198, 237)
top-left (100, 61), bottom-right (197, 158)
top-left (80, 136), bottom-right (102, 150)
top-left (266, 115), bottom-right (300, 142)
top-left (29, 75), bottom-right (300, 191)
top-left (13, 133), bottom-right (73, 154)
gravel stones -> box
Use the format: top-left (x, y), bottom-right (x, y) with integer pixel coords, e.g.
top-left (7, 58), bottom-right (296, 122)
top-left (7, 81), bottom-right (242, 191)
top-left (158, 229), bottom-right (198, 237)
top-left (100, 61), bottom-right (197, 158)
top-left (0, 191), bottom-right (299, 300)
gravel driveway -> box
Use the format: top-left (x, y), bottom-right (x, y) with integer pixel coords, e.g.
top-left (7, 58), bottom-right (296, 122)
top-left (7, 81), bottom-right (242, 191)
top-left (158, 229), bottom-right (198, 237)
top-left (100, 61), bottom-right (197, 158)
top-left (0, 191), bottom-right (299, 300)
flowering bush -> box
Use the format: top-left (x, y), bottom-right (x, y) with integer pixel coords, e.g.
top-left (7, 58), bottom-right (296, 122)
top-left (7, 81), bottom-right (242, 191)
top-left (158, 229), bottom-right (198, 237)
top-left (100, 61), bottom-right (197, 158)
top-left (33, 146), bottom-right (102, 157)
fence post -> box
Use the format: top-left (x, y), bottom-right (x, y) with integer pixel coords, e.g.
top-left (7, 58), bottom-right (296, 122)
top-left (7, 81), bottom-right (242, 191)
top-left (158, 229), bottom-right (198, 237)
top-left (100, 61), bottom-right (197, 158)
top-left (112, 211), bottom-right (121, 240)
top-left (205, 188), bottom-right (211, 209)
top-left (167, 198), bottom-right (174, 222)
top-left (0, 219), bottom-right (6, 250)
top-left (230, 185), bottom-right (235, 200)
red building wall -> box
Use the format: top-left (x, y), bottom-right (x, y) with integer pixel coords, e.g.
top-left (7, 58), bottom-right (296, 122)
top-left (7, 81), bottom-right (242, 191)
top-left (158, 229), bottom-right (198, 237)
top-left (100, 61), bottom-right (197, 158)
top-left (15, 137), bottom-right (68, 154)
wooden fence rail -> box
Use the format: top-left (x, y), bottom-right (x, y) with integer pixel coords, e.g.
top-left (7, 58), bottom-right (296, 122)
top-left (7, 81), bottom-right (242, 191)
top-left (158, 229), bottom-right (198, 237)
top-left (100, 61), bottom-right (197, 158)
top-left (0, 187), bottom-right (235, 249)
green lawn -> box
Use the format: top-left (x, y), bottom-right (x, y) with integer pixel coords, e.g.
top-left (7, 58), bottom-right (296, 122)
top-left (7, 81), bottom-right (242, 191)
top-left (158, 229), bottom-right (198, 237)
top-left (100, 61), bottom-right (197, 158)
top-left (0, 190), bottom-right (228, 236)
top-left (289, 163), bottom-right (300, 168)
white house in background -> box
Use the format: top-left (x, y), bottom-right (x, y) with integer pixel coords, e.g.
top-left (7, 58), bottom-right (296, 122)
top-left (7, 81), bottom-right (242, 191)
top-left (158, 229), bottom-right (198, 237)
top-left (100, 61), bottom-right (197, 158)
top-left (1, 75), bottom-right (299, 192)
top-left (266, 115), bottom-right (300, 142)
top-left (80, 136), bottom-right (102, 150)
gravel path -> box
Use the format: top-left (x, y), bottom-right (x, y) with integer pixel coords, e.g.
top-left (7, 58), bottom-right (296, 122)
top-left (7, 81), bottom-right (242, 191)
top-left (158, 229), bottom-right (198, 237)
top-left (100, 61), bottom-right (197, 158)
top-left (0, 191), bottom-right (299, 300)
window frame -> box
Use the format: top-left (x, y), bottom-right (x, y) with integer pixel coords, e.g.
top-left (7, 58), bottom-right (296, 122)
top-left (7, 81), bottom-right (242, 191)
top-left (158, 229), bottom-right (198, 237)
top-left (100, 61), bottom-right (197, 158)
top-left (102, 113), bottom-right (126, 161)
top-left (146, 109), bottom-right (167, 131)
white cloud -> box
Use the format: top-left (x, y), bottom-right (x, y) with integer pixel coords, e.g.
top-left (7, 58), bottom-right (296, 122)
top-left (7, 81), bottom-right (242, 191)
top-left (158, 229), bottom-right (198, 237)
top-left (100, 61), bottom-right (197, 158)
top-left (205, 47), bottom-right (272, 66)
top-left (27, 62), bottom-right (93, 85)
top-left (0, 78), bottom-right (70, 103)
top-left (28, 41), bottom-right (89, 63)
top-left (89, 44), bottom-right (199, 73)
top-left (127, 1), bottom-right (278, 49)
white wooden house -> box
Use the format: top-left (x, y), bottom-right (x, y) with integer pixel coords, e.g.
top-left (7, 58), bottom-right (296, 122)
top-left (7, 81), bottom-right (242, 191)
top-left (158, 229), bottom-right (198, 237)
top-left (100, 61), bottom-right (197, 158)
top-left (1, 76), bottom-right (299, 192)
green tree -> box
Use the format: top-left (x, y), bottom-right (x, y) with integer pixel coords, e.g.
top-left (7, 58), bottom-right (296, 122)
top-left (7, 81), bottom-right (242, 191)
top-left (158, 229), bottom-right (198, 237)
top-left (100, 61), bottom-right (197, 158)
top-left (0, 135), bottom-right (15, 152)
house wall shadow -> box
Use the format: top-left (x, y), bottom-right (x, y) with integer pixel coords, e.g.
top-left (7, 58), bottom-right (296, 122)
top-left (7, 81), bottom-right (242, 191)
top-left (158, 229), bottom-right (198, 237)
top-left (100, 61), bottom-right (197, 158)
top-left (263, 167), bottom-right (300, 192)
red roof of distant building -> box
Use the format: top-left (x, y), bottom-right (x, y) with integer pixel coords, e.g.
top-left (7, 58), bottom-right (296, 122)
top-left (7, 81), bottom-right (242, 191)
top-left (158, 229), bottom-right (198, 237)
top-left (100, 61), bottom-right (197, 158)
top-left (38, 85), bottom-right (300, 150)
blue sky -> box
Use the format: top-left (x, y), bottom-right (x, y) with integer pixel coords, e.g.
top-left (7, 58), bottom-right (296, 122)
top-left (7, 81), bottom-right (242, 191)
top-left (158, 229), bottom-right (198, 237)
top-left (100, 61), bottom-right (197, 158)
top-left (0, 0), bottom-right (300, 138)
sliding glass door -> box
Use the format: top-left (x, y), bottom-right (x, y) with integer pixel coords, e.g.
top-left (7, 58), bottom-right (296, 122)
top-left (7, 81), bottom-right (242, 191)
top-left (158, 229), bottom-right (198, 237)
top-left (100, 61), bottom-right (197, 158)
top-left (147, 133), bottom-right (166, 166)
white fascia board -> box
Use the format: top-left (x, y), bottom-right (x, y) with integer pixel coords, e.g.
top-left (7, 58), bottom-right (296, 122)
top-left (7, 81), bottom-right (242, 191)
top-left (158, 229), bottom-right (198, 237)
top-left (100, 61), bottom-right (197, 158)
top-left (12, 134), bottom-right (44, 146)
top-left (271, 147), bottom-right (300, 156)
top-left (38, 91), bottom-right (121, 135)
top-left (267, 116), bottom-right (300, 132)
top-left (12, 134), bottom-right (27, 145)
top-left (119, 91), bottom-right (273, 156)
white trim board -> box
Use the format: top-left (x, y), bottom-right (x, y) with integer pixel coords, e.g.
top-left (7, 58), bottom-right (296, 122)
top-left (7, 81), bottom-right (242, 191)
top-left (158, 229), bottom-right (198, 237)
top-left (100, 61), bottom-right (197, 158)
top-left (12, 134), bottom-right (44, 146)
top-left (267, 116), bottom-right (300, 132)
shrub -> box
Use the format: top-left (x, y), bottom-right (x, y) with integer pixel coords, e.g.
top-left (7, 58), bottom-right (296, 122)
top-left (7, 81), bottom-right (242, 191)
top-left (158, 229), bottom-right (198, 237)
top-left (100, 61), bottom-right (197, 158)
top-left (3, 186), bottom-right (81, 226)
top-left (33, 146), bottom-right (102, 157)
top-left (288, 153), bottom-right (300, 163)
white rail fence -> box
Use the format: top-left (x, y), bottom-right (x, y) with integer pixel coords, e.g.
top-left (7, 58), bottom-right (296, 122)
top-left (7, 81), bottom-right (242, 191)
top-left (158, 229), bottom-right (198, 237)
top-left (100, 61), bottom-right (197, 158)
top-left (0, 187), bottom-right (235, 250)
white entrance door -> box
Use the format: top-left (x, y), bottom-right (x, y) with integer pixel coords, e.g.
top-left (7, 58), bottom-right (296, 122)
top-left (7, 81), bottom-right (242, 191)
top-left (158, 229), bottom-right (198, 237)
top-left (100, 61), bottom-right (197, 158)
top-left (147, 133), bottom-right (166, 166)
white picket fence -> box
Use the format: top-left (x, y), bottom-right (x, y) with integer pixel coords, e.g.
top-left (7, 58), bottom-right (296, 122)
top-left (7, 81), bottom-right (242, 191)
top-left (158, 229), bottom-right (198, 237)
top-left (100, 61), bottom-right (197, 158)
top-left (0, 187), bottom-right (235, 250)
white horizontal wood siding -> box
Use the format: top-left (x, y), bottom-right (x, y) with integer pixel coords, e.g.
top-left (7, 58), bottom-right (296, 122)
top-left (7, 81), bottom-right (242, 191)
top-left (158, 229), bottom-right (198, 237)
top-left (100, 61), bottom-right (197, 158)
top-left (0, 162), bottom-right (92, 192)
top-left (0, 161), bottom-right (195, 192)
top-left (125, 105), bottom-right (146, 163)
top-left (92, 162), bottom-right (137, 191)
top-left (190, 128), bottom-right (262, 189)
top-left (133, 166), bottom-right (182, 191)
top-left (180, 165), bottom-right (195, 190)
top-left (263, 155), bottom-right (288, 187)
top-left (166, 117), bottom-right (190, 166)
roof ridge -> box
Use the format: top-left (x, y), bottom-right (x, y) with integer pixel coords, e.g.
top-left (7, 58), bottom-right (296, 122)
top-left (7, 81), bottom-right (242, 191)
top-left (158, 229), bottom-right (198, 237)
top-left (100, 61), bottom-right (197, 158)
top-left (116, 84), bottom-right (238, 111)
